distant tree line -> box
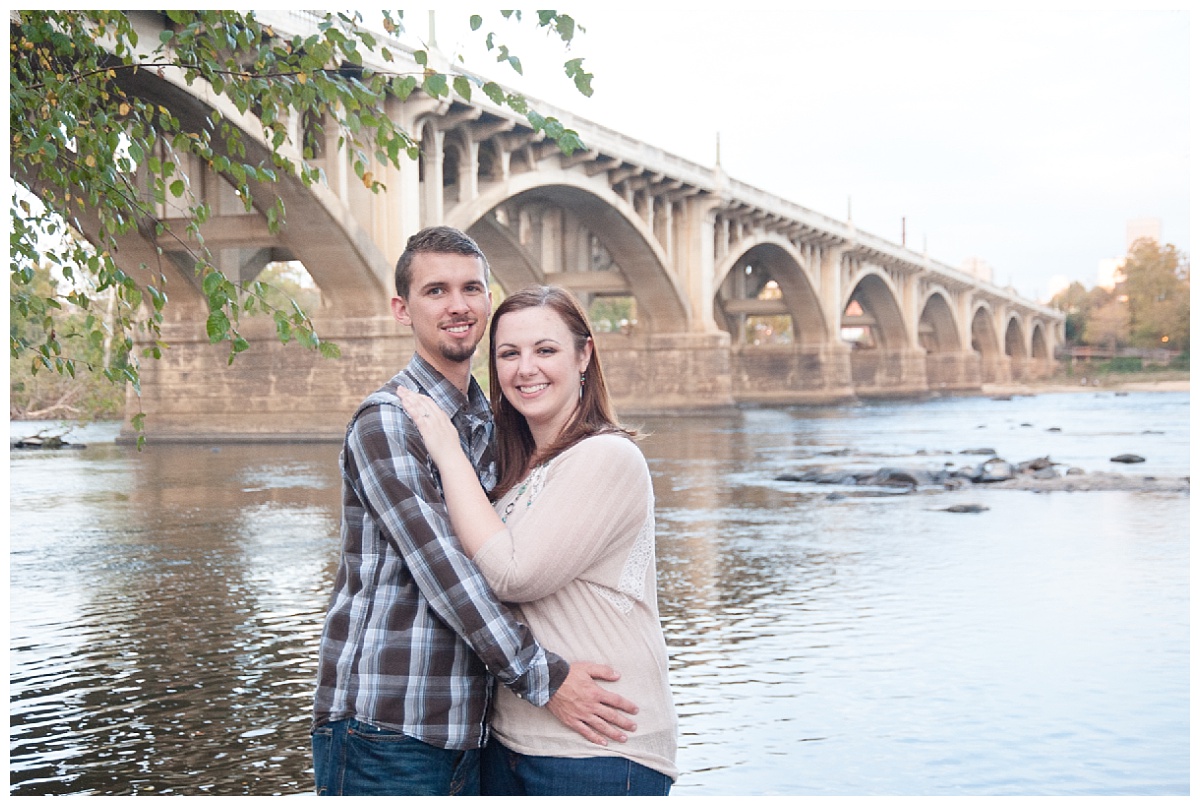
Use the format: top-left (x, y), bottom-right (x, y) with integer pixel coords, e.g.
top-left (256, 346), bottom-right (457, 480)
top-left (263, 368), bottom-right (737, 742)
top-left (1050, 239), bottom-right (1189, 361)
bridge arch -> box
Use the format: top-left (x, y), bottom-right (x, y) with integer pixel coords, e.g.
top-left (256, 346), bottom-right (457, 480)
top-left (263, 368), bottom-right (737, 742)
top-left (843, 269), bottom-right (908, 351)
top-left (446, 170), bottom-right (690, 333)
top-left (713, 234), bottom-right (828, 347)
top-left (1031, 322), bottom-right (1051, 360)
top-left (969, 302), bottom-right (1007, 383)
top-left (917, 288), bottom-right (963, 352)
top-left (919, 287), bottom-right (981, 390)
top-left (1004, 315), bottom-right (1028, 359)
top-left (969, 303), bottom-right (1000, 355)
top-left (99, 66), bottom-right (395, 315)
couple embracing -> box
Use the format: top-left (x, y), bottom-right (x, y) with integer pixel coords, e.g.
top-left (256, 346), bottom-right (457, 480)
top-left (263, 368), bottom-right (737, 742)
top-left (311, 226), bottom-right (678, 796)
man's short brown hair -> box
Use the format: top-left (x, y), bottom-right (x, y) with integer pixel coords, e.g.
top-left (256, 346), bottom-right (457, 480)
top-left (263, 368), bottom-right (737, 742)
top-left (394, 226), bottom-right (489, 297)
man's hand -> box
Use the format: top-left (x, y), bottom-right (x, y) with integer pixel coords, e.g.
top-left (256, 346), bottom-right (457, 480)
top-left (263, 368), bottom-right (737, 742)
top-left (547, 662), bottom-right (639, 746)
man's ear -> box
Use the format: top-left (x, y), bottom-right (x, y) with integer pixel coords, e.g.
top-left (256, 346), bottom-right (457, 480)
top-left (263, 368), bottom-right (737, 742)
top-left (391, 295), bottom-right (411, 326)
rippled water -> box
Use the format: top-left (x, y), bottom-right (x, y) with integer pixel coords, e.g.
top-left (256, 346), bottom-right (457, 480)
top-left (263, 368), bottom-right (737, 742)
top-left (8, 391), bottom-right (1189, 795)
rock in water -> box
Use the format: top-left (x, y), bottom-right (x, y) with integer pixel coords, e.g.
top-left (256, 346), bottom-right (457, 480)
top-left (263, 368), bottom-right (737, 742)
top-left (942, 504), bottom-right (989, 513)
top-left (1110, 454), bottom-right (1146, 464)
top-left (978, 458), bottom-right (1015, 482)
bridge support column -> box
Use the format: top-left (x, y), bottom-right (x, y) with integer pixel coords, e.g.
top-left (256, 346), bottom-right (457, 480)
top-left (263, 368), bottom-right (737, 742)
top-left (597, 331), bottom-right (735, 414)
top-left (731, 343), bottom-right (856, 405)
top-left (924, 350), bottom-right (983, 392)
top-left (121, 316), bottom-right (414, 442)
top-left (850, 347), bottom-right (930, 398)
top-left (977, 353), bottom-right (1013, 385)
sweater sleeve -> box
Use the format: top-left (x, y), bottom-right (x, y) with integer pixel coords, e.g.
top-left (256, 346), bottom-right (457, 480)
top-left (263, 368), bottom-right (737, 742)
top-left (473, 435), bottom-right (651, 603)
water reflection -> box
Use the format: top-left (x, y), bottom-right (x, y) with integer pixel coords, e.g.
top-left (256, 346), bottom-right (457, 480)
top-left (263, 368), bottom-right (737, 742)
top-left (10, 442), bottom-right (342, 795)
top-left (9, 392), bottom-right (1190, 795)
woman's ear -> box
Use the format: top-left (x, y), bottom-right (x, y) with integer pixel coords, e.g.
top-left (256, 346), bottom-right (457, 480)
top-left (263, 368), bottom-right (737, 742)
top-left (579, 336), bottom-right (594, 373)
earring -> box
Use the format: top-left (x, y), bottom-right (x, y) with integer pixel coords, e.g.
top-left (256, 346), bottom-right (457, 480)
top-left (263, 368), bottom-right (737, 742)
top-left (579, 372), bottom-right (586, 399)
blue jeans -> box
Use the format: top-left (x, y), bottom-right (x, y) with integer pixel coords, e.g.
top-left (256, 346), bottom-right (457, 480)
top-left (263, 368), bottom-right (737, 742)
top-left (481, 739), bottom-right (672, 796)
top-left (311, 719), bottom-right (479, 796)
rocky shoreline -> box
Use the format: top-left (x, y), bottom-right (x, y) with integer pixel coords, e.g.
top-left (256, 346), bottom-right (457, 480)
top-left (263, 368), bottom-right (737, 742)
top-left (776, 445), bottom-right (1190, 505)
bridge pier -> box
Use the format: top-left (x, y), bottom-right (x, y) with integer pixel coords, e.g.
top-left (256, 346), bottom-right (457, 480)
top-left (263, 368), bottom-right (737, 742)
top-left (598, 331), bottom-right (736, 414)
top-left (731, 344), bottom-right (856, 405)
top-left (977, 354), bottom-right (1015, 385)
top-left (925, 350), bottom-right (984, 392)
top-left (121, 316), bottom-right (412, 443)
top-left (849, 347), bottom-right (931, 398)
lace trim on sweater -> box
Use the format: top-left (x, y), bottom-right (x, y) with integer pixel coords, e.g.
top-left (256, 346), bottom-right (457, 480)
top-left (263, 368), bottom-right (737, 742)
top-left (588, 498), bottom-right (655, 615)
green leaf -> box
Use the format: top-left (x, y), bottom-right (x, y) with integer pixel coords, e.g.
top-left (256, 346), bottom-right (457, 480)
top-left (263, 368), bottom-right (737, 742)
top-left (482, 82), bottom-right (505, 105)
top-left (556, 130), bottom-right (585, 156)
top-left (453, 75), bottom-right (472, 100)
top-left (206, 309), bottom-right (231, 342)
top-left (423, 73), bottom-right (448, 97)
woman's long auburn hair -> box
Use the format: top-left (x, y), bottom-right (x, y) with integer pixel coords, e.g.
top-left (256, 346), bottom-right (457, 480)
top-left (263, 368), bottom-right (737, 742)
top-left (487, 285), bottom-right (636, 501)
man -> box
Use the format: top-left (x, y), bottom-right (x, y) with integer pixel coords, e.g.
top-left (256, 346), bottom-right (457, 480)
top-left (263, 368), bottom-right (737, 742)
top-left (312, 226), bottom-right (638, 796)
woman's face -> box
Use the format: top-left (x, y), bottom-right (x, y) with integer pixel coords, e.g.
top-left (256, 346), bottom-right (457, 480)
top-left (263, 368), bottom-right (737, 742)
top-left (493, 305), bottom-right (592, 445)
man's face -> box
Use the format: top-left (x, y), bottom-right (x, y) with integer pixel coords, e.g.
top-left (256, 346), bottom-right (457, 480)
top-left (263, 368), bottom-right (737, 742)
top-left (391, 252), bottom-right (491, 372)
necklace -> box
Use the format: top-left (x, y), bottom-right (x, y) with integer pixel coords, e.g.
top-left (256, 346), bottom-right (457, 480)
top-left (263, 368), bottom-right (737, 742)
top-left (501, 463), bottom-right (546, 523)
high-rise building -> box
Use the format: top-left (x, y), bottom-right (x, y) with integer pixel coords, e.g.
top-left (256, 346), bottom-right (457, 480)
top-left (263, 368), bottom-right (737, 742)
top-left (1096, 218), bottom-right (1164, 289)
top-left (1125, 218), bottom-right (1162, 250)
top-left (959, 256), bottom-right (993, 284)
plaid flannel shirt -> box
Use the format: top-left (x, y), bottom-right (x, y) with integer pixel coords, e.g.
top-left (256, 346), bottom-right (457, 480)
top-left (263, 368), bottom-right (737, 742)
top-left (312, 354), bottom-right (569, 749)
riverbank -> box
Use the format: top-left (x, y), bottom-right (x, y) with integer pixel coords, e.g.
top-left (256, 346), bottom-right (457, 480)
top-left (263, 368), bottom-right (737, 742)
top-left (981, 372), bottom-right (1188, 397)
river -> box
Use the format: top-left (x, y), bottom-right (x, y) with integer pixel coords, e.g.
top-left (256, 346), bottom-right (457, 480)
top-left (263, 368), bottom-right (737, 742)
top-left (8, 390), bottom-right (1189, 795)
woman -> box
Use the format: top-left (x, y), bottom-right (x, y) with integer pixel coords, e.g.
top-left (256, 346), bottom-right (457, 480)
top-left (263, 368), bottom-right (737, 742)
top-left (396, 285), bottom-right (678, 796)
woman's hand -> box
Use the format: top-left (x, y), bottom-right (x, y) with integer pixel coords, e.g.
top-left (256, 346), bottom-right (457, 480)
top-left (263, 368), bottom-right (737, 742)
top-left (396, 386), bottom-right (463, 469)
top-left (396, 385), bottom-right (504, 557)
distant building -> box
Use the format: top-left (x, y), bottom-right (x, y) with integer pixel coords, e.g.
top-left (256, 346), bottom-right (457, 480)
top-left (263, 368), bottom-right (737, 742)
top-left (1096, 218), bottom-right (1163, 290)
top-left (1125, 218), bottom-right (1162, 249)
top-left (959, 256), bottom-right (993, 284)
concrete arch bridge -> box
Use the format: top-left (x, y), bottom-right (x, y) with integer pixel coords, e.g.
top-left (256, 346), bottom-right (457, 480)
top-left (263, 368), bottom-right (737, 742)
top-left (67, 12), bottom-right (1063, 441)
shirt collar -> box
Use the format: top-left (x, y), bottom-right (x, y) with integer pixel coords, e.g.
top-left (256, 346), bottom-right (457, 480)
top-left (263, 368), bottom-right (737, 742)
top-left (406, 353), bottom-right (491, 424)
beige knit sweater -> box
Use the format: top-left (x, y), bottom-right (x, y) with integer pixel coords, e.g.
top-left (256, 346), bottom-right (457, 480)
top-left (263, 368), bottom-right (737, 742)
top-left (473, 433), bottom-right (679, 780)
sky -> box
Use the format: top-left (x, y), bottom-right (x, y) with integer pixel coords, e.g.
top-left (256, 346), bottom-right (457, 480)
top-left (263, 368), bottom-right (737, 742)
top-left (411, 5), bottom-right (1190, 304)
